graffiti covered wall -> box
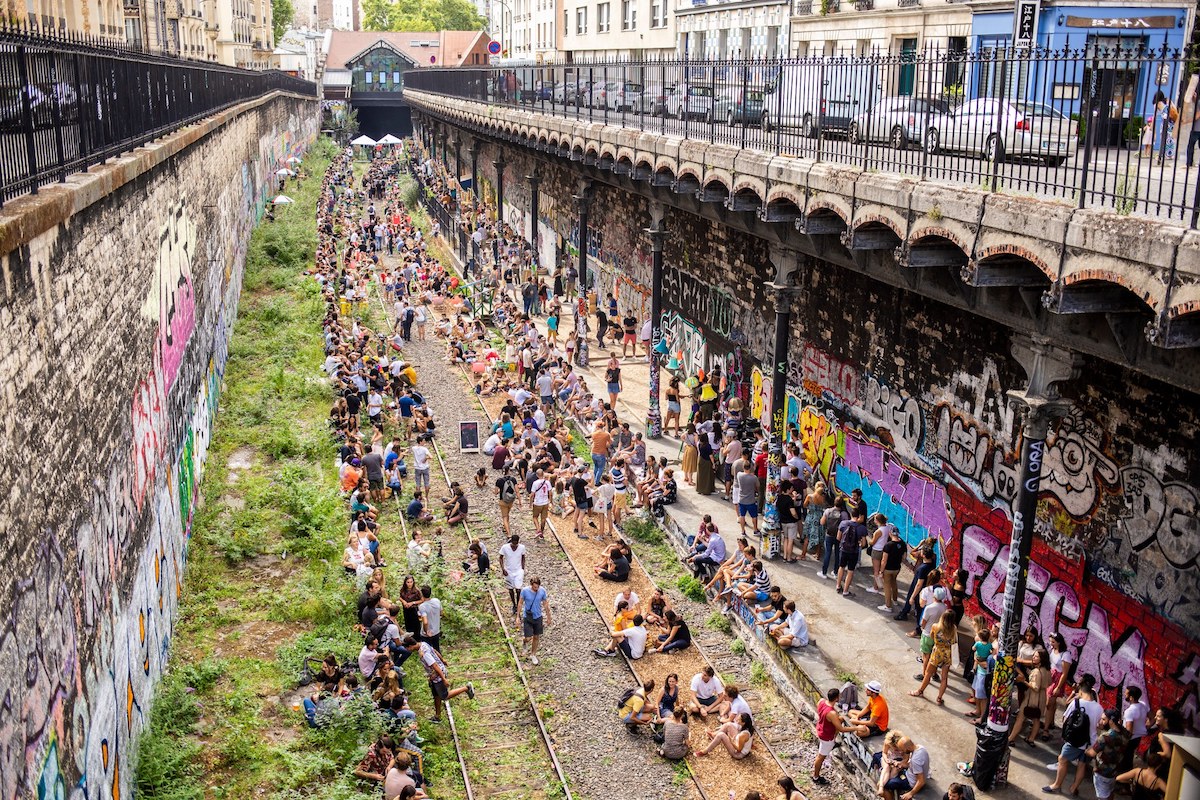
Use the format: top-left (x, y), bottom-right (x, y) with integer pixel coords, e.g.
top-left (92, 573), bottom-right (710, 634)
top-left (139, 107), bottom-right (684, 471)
top-left (0, 96), bottom-right (318, 800)
top-left (468, 142), bottom-right (1200, 730)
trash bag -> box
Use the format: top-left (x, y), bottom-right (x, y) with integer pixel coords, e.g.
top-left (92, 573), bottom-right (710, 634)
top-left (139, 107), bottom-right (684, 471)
top-left (971, 725), bottom-right (1010, 791)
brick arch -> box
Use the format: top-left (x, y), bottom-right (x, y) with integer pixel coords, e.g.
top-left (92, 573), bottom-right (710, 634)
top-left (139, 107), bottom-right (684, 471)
top-left (677, 165), bottom-right (701, 183)
top-left (701, 168), bottom-right (733, 193)
top-left (1168, 304), bottom-right (1200, 321)
top-left (806, 201), bottom-right (850, 226)
top-left (852, 213), bottom-right (905, 240)
top-left (635, 157), bottom-right (654, 172)
top-left (974, 244), bottom-right (1056, 281)
top-left (1061, 272), bottom-right (1159, 312)
top-left (654, 155), bottom-right (678, 174)
top-left (616, 146), bottom-right (636, 164)
top-left (765, 185), bottom-right (804, 208)
top-left (599, 142), bottom-right (618, 160)
top-left (908, 226), bottom-right (970, 255)
top-left (731, 176), bottom-right (766, 199)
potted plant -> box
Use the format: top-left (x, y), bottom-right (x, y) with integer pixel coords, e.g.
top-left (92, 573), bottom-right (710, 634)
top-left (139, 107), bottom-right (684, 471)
top-left (1123, 116), bottom-right (1144, 150)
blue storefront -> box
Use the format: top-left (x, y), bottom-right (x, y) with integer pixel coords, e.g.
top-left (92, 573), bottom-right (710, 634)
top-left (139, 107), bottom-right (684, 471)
top-left (970, 6), bottom-right (1193, 145)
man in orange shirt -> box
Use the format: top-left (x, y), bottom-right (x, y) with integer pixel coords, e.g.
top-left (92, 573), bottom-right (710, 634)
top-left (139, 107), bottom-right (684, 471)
top-left (341, 458), bottom-right (363, 493)
top-left (591, 423), bottom-right (612, 485)
top-left (849, 681), bottom-right (890, 738)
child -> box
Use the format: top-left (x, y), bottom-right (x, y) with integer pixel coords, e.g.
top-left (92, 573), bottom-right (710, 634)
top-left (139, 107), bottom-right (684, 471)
top-left (551, 480), bottom-right (569, 516)
top-left (473, 467), bottom-right (488, 488)
top-left (969, 623), bottom-right (994, 723)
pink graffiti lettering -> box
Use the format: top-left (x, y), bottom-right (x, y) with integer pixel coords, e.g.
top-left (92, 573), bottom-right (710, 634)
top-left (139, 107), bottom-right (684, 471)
top-left (801, 344), bottom-right (859, 403)
top-left (841, 434), bottom-right (952, 542)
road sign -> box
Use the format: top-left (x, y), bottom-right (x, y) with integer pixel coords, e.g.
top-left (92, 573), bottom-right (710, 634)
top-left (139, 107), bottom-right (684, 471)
top-left (430, 55), bottom-right (436, 64)
top-left (488, 40), bottom-right (501, 55)
top-left (458, 421), bottom-right (480, 453)
top-left (1014, 0), bottom-right (1041, 49)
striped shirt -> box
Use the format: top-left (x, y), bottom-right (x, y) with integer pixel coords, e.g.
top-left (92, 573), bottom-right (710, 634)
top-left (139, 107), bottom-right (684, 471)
top-left (753, 568), bottom-right (772, 592)
top-left (611, 466), bottom-right (627, 492)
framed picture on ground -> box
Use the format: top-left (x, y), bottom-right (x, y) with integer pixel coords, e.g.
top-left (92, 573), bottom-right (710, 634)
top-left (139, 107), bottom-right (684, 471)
top-left (459, 421), bottom-right (480, 453)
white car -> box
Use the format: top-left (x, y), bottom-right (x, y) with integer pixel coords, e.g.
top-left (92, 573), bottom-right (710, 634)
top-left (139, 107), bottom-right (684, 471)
top-left (665, 83), bottom-right (715, 120)
top-left (605, 81), bottom-right (644, 112)
top-left (933, 98), bottom-right (1078, 166)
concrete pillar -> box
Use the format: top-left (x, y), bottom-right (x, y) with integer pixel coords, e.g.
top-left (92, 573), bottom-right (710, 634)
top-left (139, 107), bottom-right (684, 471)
top-left (572, 181), bottom-right (593, 367)
top-left (493, 157), bottom-right (505, 222)
top-left (972, 335), bottom-right (1079, 790)
top-left (645, 204), bottom-right (666, 439)
top-left (761, 246), bottom-right (800, 555)
top-left (527, 174), bottom-right (540, 271)
top-left (470, 141), bottom-right (481, 201)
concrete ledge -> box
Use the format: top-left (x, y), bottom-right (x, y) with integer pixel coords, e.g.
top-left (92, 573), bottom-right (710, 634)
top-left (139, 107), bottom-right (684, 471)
top-left (0, 90), bottom-right (316, 259)
top-left (1060, 209), bottom-right (1186, 307)
top-left (655, 508), bottom-right (881, 799)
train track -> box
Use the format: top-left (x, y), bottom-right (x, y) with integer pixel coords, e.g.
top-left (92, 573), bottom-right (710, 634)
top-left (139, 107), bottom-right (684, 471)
top-left (365, 280), bottom-right (573, 800)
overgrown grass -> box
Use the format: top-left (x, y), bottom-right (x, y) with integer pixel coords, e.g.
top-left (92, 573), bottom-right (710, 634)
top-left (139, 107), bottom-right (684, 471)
top-left (677, 574), bottom-right (708, 603)
top-left (706, 611), bottom-right (732, 634)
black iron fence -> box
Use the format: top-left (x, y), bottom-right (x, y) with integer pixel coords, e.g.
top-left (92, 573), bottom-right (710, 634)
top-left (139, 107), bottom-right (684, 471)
top-left (405, 44), bottom-right (1200, 226)
top-left (0, 24), bottom-right (316, 204)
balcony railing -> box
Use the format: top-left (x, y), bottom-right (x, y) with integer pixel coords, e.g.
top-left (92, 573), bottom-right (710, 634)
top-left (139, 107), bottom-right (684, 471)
top-left (897, 0), bottom-right (920, 6)
top-left (0, 23), bottom-right (316, 204)
top-left (404, 48), bottom-right (1200, 227)
top-left (854, 0), bottom-right (872, 9)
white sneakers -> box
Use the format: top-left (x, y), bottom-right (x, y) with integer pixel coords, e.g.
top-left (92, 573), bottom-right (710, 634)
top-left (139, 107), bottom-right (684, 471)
top-left (816, 571), bottom-right (827, 579)
top-left (530, 654), bottom-right (540, 666)
top-left (877, 605), bottom-right (892, 612)
top-left (866, 587), bottom-right (880, 594)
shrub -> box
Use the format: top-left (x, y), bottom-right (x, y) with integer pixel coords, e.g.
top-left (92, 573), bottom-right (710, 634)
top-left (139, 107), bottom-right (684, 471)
top-left (677, 574), bottom-right (707, 603)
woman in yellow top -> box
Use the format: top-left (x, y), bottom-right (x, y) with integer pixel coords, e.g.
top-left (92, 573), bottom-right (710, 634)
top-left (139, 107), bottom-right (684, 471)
top-left (612, 600), bottom-right (635, 632)
top-left (910, 614), bottom-right (958, 704)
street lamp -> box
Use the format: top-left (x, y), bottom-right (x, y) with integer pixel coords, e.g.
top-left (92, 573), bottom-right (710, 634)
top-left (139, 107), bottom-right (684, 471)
top-left (491, 0), bottom-right (512, 59)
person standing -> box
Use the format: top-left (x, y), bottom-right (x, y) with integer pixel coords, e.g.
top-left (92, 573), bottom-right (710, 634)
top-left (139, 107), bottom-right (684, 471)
top-left (494, 466), bottom-right (521, 536)
top-left (498, 534), bottom-right (527, 615)
top-left (777, 483), bottom-right (801, 563)
top-left (418, 585), bottom-right (443, 652)
top-left (529, 469), bottom-right (553, 539)
top-left (517, 576), bottom-right (551, 665)
top-left (402, 635), bottom-right (474, 723)
top-left (813, 687), bottom-right (856, 785)
top-left (411, 436), bottom-right (432, 493)
top-left (604, 353), bottom-right (623, 408)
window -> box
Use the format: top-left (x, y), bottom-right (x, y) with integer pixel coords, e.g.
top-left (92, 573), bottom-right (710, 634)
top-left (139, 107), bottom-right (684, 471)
top-left (651, 0), bottom-right (665, 27)
top-left (364, 70), bottom-right (373, 83)
top-left (597, 2), bottom-right (609, 32)
top-left (576, 6), bottom-right (587, 33)
top-left (393, 71), bottom-right (401, 84)
top-left (621, 0), bottom-right (635, 30)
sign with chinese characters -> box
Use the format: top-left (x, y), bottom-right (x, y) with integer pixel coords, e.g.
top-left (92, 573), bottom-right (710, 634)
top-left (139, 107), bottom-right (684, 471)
top-left (1014, 0), bottom-right (1041, 49)
top-left (1064, 15), bottom-right (1176, 29)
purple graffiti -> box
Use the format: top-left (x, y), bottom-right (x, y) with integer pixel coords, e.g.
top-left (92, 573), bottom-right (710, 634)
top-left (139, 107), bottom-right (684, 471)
top-left (838, 435), bottom-right (953, 543)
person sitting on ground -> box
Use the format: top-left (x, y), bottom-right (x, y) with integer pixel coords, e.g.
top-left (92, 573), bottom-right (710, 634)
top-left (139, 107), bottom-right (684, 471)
top-left (462, 540), bottom-right (490, 576)
top-left (753, 586), bottom-right (788, 628)
top-left (593, 545), bottom-right (631, 582)
top-left (687, 666), bottom-right (725, 718)
top-left (769, 600), bottom-right (810, 649)
top-left (718, 684), bottom-right (754, 724)
top-left (405, 490), bottom-right (434, 522)
top-left (618, 679), bottom-right (658, 730)
top-left (594, 613), bottom-right (648, 659)
top-left (354, 732), bottom-right (395, 786)
top-left (697, 712), bottom-right (755, 760)
top-left (651, 609), bottom-right (693, 654)
top-left (657, 707), bottom-right (690, 760)
top-left (445, 486), bottom-right (469, 525)
top-left (383, 751), bottom-right (428, 799)
top-left (849, 681), bottom-right (889, 738)
top-left (644, 587), bottom-right (671, 629)
top-left (705, 539), bottom-right (751, 596)
top-left (473, 467), bottom-right (488, 488)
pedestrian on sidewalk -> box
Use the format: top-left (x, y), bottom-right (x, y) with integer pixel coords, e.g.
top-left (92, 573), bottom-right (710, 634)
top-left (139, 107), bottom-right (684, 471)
top-left (494, 465), bottom-right (521, 536)
top-left (806, 483), bottom-right (833, 575)
top-left (735, 464), bottom-right (760, 535)
top-left (517, 576), bottom-right (551, 665)
top-left (697, 426), bottom-right (719, 496)
top-left (835, 512), bottom-right (869, 597)
top-left (879, 526), bottom-right (907, 612)
top-left (529, 469), bottom-right (553, 538)
top-left (604, 353), bottom-right (623, 408)
top-left (867, 514), bottom-right (891, 594)
top-left (680, 424), bottom-right (699, 485)
top-left (664, 377), bottom-right (683, 436)
top-left (777, 483), bottom-right (801, 562)
top-left (595, 307), bottom-right (609, 347)
top-left (621, 312), bottom-right (639, 357)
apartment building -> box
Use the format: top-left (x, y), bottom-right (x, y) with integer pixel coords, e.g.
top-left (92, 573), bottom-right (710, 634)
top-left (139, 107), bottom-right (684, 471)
top-left (676, 0), bottom-right (790, 58)
top-left (559, 0), bottom-right (675, 59)
top-left (489, 0), bottom-right (561, 62)
top-left (3, 0), bottom-right (271, 66)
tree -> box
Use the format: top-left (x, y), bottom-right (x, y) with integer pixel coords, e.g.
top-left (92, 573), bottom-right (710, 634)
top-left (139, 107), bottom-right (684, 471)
top-left (362, 0), bottom-right (484, 32)
top-left (272, 0), bottom-right (294, 41)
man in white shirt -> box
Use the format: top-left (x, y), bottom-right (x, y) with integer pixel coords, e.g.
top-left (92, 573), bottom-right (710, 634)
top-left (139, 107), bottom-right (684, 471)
top-left (613, 588), bottom-right (640, 614)
top-left (528, 470), bottom-right (553, 537)
top-left (482, 432), bottom-right (502, 456)
top-left (411, 439), bottom-right (431, 491)
top-left (721, 685), bottom-right (753, 722)
top-left (1123, 685), bottom-right (1149, 755)
top-left (498, 534), bottom-right (527, 615)
top-left (769, 601), bottom-right (809, 649)
top-left (1046, 685), bottom-right (1105, 795)
top-left (594, 614), bottom-right (648, 659)
top-left (688, 666), bottom-right (725, 718)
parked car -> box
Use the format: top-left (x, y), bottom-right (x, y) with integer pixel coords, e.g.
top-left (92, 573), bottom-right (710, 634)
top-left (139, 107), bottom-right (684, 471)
top-left (712, 87), bottom-right (765, 126)
top-left (665, 83), bottom-right (715, 120)
top-left (605, 81), bottom-right (644, 111)
top-left (848, 96), bottom-right (954, 150)
top-left (932, 98), bottom-right (1078, 166)
top-left (580, 80), bottom-right (618, 108)
top-left (552, 79), bottom-right (589, 105)
top-left (640, 82), bottom-right (676, 116)
top-left (760, 61), bottom-right (877, 137)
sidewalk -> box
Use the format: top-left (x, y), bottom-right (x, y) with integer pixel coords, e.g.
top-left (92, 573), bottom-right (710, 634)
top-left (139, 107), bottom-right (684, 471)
top-left (542, 304), bottom-right (1043, 799)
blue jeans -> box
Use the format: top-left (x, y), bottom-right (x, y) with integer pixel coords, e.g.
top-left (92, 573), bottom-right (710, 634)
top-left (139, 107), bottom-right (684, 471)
top-left (821, 535), bottom-right (838, 574)
top-left (592, 453), bottom-right (608, 484)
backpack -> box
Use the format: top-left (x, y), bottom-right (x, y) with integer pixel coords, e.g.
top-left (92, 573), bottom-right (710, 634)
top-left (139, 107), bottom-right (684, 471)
top-left (1062, 700), bottom-right (1091, 747)
top-left (500, 477), bottom-right (517, 504)
top-left (617, 687), bottom-right (638, 710)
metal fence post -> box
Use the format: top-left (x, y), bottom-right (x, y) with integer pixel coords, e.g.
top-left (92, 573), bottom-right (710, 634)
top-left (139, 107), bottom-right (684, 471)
top-left (16, 44), bottom-right (39, 195)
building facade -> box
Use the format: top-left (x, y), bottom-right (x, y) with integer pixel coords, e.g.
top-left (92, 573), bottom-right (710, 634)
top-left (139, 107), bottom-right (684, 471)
top-left (488, 0), bottom-right (562, 64)
top-left (676, 0), bottom-right (790, 59)
top-left (559, 0), bottom-right (676, 59)
top-left (1, 0), bottom-right (273, 66)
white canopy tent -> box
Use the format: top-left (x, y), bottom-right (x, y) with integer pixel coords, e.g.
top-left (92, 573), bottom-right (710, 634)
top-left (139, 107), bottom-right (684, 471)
top-left (350, 134), bottom-right (377, 146)
top-left (377, 134), bottom-right (403, 145)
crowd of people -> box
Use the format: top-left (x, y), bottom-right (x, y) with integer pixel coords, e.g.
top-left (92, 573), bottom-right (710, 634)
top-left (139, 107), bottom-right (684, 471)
top-left (334, 138), bottom-right (1186, 800)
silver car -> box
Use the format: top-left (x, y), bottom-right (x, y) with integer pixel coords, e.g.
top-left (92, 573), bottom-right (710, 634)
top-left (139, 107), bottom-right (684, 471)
top-left (933, 98), bottom-right (1078, 166)
top-left (605, 81), bottom-right (644, 111)
top-left (665, 83), bottom-right (715, 120)
top-left (848, 96), bottom-right (953, 150)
